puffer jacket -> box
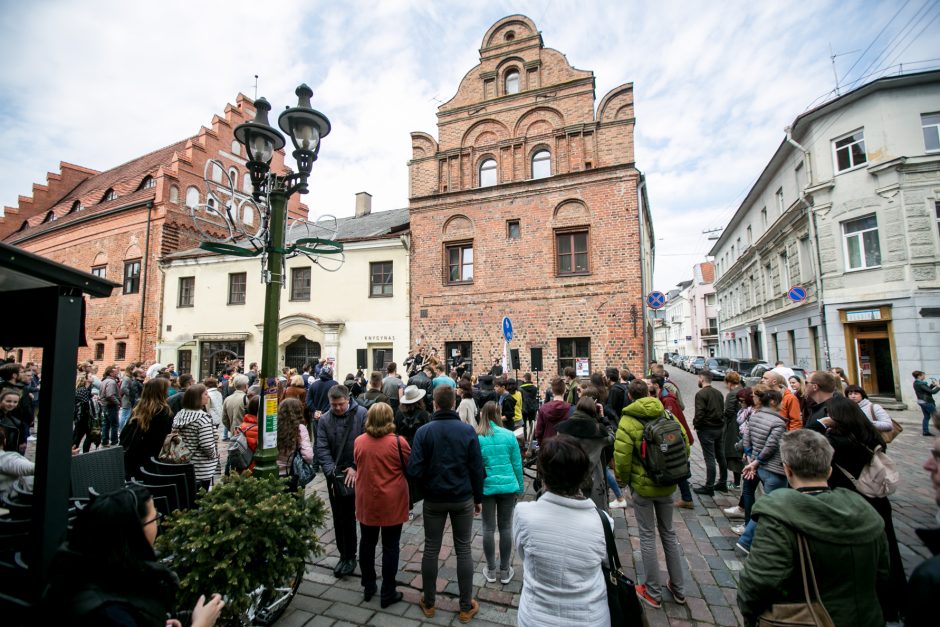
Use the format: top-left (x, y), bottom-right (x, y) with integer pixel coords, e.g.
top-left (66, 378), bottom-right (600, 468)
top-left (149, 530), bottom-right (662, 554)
top-left (614, 396), bottom-right (690, 498)
top-left (478, 421), bottom-right (524, 496)
top-left (743, 408), bottom-right (786, 476)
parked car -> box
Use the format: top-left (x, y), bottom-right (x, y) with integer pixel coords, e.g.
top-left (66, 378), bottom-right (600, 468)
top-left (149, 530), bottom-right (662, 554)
top-left (679, 355), bottom-right (692, 371)
top-left (670, 354), bottom-right (685, 368)
top-left (689, 356), bottom-right (707, 374)
top-left (743, 363), bottom-right (773, 388)
top-left (704, 357), bottom-right (731, 381)
top-left (729, 359), bottom-right (764, 380)
top-left (662, 352), bottom-right (677, 365)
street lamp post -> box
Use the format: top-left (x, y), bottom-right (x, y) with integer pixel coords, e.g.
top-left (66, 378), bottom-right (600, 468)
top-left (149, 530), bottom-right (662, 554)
top-left (232, 85), bottom-right (332, 477)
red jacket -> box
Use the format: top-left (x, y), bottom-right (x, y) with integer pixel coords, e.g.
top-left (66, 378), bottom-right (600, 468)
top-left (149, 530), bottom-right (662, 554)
top-left (236, 414), bottom-right (259, 471)
top-left (353, 432), bottom-right (410, 526)
top-left (662, 394), bottom-right (694, 446)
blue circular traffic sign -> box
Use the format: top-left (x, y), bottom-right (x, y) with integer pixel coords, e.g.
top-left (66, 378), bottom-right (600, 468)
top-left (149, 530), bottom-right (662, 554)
top-left (502, 316), bottom-right (513, 342)
top-left (787, 285), bottom-right (807, 303)
top-left (647, 291), bottom-right (667, 310)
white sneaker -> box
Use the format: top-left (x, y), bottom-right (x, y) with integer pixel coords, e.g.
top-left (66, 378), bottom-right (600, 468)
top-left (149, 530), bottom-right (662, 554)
top-left (481, 564), bottom-right (497, 583)
top-left (609, 498), bottom-right (627, 509)
top-left (731, 524), bottom-right (746, 535)
top-left (723, 505), bottom-right (744, 518)
top-left (500, 566), bottom-right (515, 584)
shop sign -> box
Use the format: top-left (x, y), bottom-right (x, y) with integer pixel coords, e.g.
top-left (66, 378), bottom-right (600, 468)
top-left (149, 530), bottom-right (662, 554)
top-left (845, 309), bottom-right (881, 322)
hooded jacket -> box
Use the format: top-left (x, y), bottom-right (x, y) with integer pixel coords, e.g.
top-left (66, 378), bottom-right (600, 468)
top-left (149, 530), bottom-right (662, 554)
top-left (533, 400), bottom-right (570, 443)
top-left (614, 397), bottom-right (690, 498)
top-left (737, 487), bottom-right (889, 626)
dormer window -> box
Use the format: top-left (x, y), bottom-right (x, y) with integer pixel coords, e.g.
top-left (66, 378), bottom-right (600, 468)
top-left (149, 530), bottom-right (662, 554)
top-left (505, 70), bottom-right (520, 95)
top-left (103, 188), bottom-right (117, 202)
top-left (70, 200), bottom-right (84, 213)
top-left (43, 211), bottom-right (57, 223)
top-left (138, 176), bottom-right (155, 190)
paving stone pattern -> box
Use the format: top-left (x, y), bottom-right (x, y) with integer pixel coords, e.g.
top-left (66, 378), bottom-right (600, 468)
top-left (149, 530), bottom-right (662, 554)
top-left (276, 368), bottom-right (939, 626)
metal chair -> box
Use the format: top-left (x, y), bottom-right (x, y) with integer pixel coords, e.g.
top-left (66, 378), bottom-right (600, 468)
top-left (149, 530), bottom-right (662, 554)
top-left (0, 495), bottom-right (30, 521)
top-left (131, 480), bottom-right (180, 514)
top-left (149, 457), bottom-right (197, 506)
top-left (138, 467), bottom-right (192, 510)
top-left (70, 446), bottom-right (126, 498)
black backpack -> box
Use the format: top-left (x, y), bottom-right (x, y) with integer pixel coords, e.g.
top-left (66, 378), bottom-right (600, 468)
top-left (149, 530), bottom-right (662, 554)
top-left (639, 411), bottom-right (690, 486)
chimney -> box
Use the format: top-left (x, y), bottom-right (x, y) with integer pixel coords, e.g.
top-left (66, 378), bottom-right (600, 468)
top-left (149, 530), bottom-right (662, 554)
top-left (355, 192), bottom-right (372, 218)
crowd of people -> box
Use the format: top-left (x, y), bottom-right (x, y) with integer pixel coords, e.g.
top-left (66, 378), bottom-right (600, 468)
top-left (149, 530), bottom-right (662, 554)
top-left (2, 348), bottom-right (940, 625)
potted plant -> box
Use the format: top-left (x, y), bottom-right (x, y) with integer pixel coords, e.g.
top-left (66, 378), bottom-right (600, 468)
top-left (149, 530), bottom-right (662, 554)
top-left (156, 473), bottom-right (326, 625)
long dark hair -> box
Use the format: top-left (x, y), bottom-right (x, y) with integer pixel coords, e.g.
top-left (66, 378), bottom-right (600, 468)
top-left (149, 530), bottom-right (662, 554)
top-left (827, 395), bottom-right (884, 449)
top-left (69, 484), bottom-right (156, 573)
top-left (277, 398), bottom-right (305, 456)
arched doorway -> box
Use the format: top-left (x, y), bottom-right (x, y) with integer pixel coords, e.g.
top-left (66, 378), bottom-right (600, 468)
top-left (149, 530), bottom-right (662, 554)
top-left (198, 340), bottom-right (245, 379)
top-left (285, 336), bottom-right (321, 371)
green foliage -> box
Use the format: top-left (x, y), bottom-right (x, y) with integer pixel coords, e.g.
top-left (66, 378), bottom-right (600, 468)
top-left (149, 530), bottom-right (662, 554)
top-left (155, 473), bottom-right (326, 625)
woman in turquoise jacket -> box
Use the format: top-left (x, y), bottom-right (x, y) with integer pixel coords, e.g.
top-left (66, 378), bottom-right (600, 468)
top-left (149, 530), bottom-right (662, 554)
top-left (475, 401), bottom-right (524, 585)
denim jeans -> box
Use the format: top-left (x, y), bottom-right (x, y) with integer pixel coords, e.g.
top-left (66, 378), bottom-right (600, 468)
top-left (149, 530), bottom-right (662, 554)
top-left (632, 492), bottom-right (685, 601)
top-left (481, 493), bottom-right (516, 571)
top-left (696, 428), bottom-right (726, 488)
top-left (920, 402), bottom-right (936, 434)
top-left (739, 467), bottom-right (788, 549)
top-left (359, 523), bottom-right (402, 602)
top-left (605, 468), bottom-right (623, 499)
top-left (102, 405), bottom-right (119, 446)
top-left (422, 499), bottom-right (475, 612)
top-left (118, 407), bottom-right (132, 431)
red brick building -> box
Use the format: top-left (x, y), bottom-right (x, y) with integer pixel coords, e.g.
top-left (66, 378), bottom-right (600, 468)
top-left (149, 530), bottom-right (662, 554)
top-left (408, 15), bottom-right (654, 376)
top-left (1, 94), bottom-right (306, 368)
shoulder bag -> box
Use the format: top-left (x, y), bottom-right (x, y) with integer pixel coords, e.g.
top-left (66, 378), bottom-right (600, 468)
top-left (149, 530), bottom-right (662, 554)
top-left (329, 417), bottom-right (356, 498)
top-left (881, 412), bottom-right (903, 444)
top-left (396, 435), bottom-right (423, 509)
top-left (159, 428), bottom-right (192, 464)
top-left (288, 445), bottom-right (317, 490)
top-left (758, 534), bottom-right (834, 626)
top-left (595, 508), bottom-right (644, 626)
top-left (836, 444), bottom-right (899, 498)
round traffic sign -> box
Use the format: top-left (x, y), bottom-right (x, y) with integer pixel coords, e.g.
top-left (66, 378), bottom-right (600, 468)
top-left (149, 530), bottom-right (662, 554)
top-left (502, 316), bottom-right (513, 342)
top-left (647, 291), bottom-right (667, 310)
top-left (787, 285), bottom-right (807, 303)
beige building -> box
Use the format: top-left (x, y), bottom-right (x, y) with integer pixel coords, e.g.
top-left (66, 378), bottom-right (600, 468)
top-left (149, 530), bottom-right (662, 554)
top-left (157, 198), bottom-right (410, 379)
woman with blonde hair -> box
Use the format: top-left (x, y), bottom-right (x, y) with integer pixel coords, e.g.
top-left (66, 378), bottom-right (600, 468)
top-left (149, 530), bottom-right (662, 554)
top-left (121, 377), bottom-right (173, 480)
top-left (276, 397), bottom-right (313, 478)
top-left (354, 402), bottom-right (409, 607)
top-left (282, 375), bottom-right (308, 405)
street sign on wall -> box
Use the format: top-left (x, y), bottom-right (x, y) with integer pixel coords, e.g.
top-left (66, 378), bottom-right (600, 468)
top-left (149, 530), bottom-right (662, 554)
top-left (647, 291), bottom-right (666, 310)
top-left (787, 285), bottom-right (807, 303)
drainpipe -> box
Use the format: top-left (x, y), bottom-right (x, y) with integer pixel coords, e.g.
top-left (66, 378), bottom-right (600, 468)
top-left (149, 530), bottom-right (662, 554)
top-left (138, 201), bottom-right (154, 361)
top-left (637, 174), bottom-right (650, 368)
top-left (784, 127), bottom-right (831, 369)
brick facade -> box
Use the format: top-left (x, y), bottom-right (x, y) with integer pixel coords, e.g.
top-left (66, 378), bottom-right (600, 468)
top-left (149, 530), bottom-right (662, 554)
top-left (3, 95), bottom-right (306, 367)
top-left (409, 15), bottom-right (649, 376)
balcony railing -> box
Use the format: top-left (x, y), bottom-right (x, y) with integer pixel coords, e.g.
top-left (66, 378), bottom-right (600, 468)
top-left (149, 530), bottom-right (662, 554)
top-left (701, 327), bottom-right (719, 337)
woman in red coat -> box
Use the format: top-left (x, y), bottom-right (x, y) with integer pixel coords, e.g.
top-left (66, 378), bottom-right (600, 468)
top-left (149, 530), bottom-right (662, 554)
top-left (354, 402), bottom-right (410, 608)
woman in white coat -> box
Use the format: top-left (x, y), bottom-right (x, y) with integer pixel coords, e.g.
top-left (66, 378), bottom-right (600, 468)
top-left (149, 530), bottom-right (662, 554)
top-left (512, 434), bottom-right (610, 626)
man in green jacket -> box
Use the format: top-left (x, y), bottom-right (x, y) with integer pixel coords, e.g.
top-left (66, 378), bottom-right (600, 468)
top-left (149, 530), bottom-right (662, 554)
top-left (737, 429), bottom-right (889, 626)
top-left (614, 380), bottom-right (690, 609)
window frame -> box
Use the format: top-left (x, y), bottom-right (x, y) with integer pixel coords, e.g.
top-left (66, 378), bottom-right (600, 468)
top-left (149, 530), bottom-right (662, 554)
top-left (228, 272), bottom-right (247, 305)
top-left (841, 213), bottom-right (882, 272)
top-left (290, 266), bottom-right (311, 301)
top-left (531, 149), bottom-right (551, 179)
top-left (922, 112), bottom-right (940, 153)
top-left (369, 261), bottom-right (393, 298)
top-left (115, 341), bottom-right (126, 361)
top-left (504, 69), bottom-right (520, 95)
top-left (178, 276), bottom-right (195, 308)
top-left (123, 259), bottom-right (141, 295)
top-left (94, 343), bottom-right (105, 361)
top-left (555, 228), bottom-right (591, 276)
top-left (185, 186), bottom-right (200, 209)
top-left (506, 219), bottom-right (521, 240)
top-left (444, 241), bottom-right (474, 285)
top-left (775, 187), bottom-right (785, 215)
top-left (103, 188), bottom-right (117, 202)
top-left (479, 157), bottom-right (497, 188)
top-left (557, 337), bottom-right (590, 376)
top-left (832, 128), bottom-right (868, 173)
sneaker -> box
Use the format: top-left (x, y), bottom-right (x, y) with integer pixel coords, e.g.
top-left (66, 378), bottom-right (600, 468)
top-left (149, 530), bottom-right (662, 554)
top-left (609, 498), bottom-right (627, 509)
top-left (714, 483), bottom-right (729, 493)
top-left (666, 580), bottom-right (686, 605)
top-left (481, 564), bottom-right (497, 583)
top-left (692, 485), bottom-right (715, 496)
top-left (634, 584), bottom-right (662, 609)
top-left (419, 597), bottom-right (436, 618)
top-left (458, 599), bottom-right (480, 623)
top-left (499, 566), bottom-right (515, 584)
top-left (735, 542), bottom-right (751, 558)
top-left (674, 499), bottom-right (694, 509)
top-left (731, 524), bottom-right (746, 535)
top-left (723, 505), bottom-right (745, 518)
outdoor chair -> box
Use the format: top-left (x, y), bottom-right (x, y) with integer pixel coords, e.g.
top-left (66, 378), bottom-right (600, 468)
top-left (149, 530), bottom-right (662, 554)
top-left (70, 446), bottom-right (126, 498)
top-left (10, 483), bottom-right (32, 503)
top-left (149, 457), bottom-right (197, 506)
top-left (0, 495), bottom-right (31, 520)
top-left (138, 467), bottom-right (192, 510)
top-left (130, 480), bottom-right (180, 515)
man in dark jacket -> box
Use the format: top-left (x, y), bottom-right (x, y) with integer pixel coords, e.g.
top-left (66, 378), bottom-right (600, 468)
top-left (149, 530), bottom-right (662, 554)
top-left (315, 384), bottom-right (367, 578)
top-left (167, 374), bottom-right (194, 416)
top-left (306, 366), bottom-right (337, 420)
top-left (473, 374), bottom-right (499, 409)
top-left (805, 370), bottom-right (836, 430)
top-left (407, 385), bottom-right (484, 621)
top-left (907, 434), bottom-right (940, 625)
top-left (519, 373), bottom-right (539, 438)
top-left (408, 363), bottom-right (434, 397)
top-left (605, 367), bottom-right (628, 418)
top-left (693, 371), bottom-right (726, 495)
top-left (737, 429), bottom-right (888, 626)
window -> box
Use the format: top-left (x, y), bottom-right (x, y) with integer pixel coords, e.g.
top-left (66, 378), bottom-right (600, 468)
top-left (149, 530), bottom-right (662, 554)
top-left (779, 252), bottom-right (790, 290)
top-left (91, 265), bottom-right (106, 279)
top-left (228, 167), bottom-right (238, 184)
top-left (507, 219), bottom-right (521, 240)
top-left (94, 343), bottom-right (105, 361)
top-left (369, 262), bottom-right (393, 297)
top-left (291, 267), bottom-right (311, 301)
top-left (557, 337), bottom-right (590, 376)
top-left (505, 70), bottom-right (520, 95)
top-left (123, 260), bottom-right (141, 294)
top-left (228, 272), bottom-right (247, 304)
top-left (775, 187), bottom-right (785, 214)
top-left (736, 237), bottom-right (742, 256)
top-left (169, 185), bottom-right (179, 204)
top-left (705, 293), bottom-right (716, 306)
top-left (70, 200), bottom-right (84, 213)
top-left (479, 158), bottom-right (497, 187)
top-left (207, 197), bottom-right (216, 211)
top-left (177, 349), bottom-right (192, 375)
top-left (761, 207), bottom-right (768, 229)
top-left (833, 129), bottom-right (867, 172)
top-left (747, 225), bottom-right (753, 245)
top-left (842, 214), bottom-right (881, 270)
top-left (185, 186), bottom-right (200, 209)
top-left (795, 161), bottom-right (807, 190)
top-left (211, 162), bottom-right (224, 183)
top-left (556, 229), bottom-right (589, 275)
top-left (243, 173), bottom-right (252, 194)
top-left (764, 263), bottom-right (773, 300)
top-left (799, 236), bottom-right (814, 282)
top-left (231, 140), bottom-right (241, 156)
top-left (178, 276), bottom-right (195, 307)
top-left (103, 188), bottom-right (117, 202)
top-left (138, 176), bottom-right (155, 190)
top-left (446, 242), bottom-right (473, 283)
top-left (935, 201), bottom-right (940, 238)
top-left (532, 150), bottom-right (551, 179)
top-left (115, 342), bottom-right (126, 360)
top-left (923, 113), bottom-right (940, 152)
top-left (243, 206), bottom-right (254, 225)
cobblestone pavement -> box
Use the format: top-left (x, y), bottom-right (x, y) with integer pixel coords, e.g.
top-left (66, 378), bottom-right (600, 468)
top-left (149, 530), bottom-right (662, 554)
top-left (277, 368), bottom-right (938, 626)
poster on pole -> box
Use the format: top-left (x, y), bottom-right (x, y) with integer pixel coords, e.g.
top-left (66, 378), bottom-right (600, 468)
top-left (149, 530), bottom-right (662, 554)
top-left (263, 384), bottom-right (279, 450)
top-left (576, 357), bottom-right (590, 377)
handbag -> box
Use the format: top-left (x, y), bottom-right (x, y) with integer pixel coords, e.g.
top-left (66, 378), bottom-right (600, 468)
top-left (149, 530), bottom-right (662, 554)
top-left (396, 435), bottom-right (423, 509)
top-left (288, 446), bottom-right (316, 490)
top-left (881, 418), bottom-right (903, 444)
top-left (758, 535), bottom-right (835, 626)
top-left (836, 444), bottom-right (899, 499)
top-left (159, 428), bottom-right (192, 464)
top-left (595, 508), bottom-right (645, 627)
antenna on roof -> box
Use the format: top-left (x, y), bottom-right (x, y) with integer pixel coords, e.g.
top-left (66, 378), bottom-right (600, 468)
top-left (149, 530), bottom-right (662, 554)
top-left (703, 227), bottom-right (723, 241)
top-left (253, 75), bottom-right (259, 100)
top-left (828, 43), bottom-right (860, 96)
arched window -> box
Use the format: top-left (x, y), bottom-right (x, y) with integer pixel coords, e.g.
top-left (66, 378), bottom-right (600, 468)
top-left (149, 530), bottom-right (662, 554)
top-left (102, 188), bottom-right (117, 202)
top-left (185, 186), bottom-right (200, 209)
top-left (231, 140), bottom-right (241, 156)
top-left (207, 197), bottom-right (216, 211)
top-left (228, 167), bottom-right (238, 185)
top-left (211, 163), bottom-right (223, 183)
top-left (532, 150), bottom-right (551, 179)
top-left (479, 158), bottom-right (497, 187)
top-left (505, 70), bottom-right (520, 95)
top-left (43, 211), bottom-right (57, 223)
top-left (169, 185), bottom-right (179, 204)
top-left (243, 173), bottom-right (252, 194)
top-left (138, 175), bottom-right (155, 190)
top-left (243, 206), bottom-right (254, 225)
top-left (70, 200), bottom-right (84, 213)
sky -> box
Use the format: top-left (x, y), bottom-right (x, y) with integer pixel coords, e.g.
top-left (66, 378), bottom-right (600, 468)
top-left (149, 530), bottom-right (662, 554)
top-left (1, 0), bottom-right (938, 292)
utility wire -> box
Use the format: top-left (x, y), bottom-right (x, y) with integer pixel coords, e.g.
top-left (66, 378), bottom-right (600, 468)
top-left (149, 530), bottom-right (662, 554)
top-left (839, 0), bottom-right (910, 83)
top-left (853, 0), bottom-right (935, 85)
